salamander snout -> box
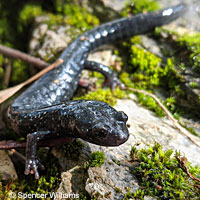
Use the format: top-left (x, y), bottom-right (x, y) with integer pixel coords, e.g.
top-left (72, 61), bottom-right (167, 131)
top-left (112, 129), bottom-right (129, 146)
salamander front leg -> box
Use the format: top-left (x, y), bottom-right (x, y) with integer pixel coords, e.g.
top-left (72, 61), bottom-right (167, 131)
top-left (24, 131), bottom-right (51, 179)
top-left (85, 60), bottom-right (125, 89)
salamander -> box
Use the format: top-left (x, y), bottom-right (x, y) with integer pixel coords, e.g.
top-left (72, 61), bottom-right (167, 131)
top-left (6, 3), bottom-right (186, 179)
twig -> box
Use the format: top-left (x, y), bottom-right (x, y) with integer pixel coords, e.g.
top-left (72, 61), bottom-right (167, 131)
top-left (0, 44), bottom-right (48, 69)
top-left (125, 87), bottom-right (200, 148)
top-left (177, 155), bottom-right (200, 184)
top-left (4, 177), bottom-right (15, 200)
top-left (0, 140), bottom-right (26, 149)
top-left (9, 149), bottom-right (26, 161)
top-left (4, 58), bottom-right (12, 87)
top-left (0, 58), bottom-right (63, 104)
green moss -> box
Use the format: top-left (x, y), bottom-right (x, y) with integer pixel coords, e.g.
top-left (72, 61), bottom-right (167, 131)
top-left (176, 33), bottom-right (200, 69)
top-left (47, 4), bottom-right (99, 32)
top-left (115, 187), bottom-right (122, 193)
top-left (112, 88), bottom-right (127, 99)
top-left (119, 41), bottom-right (185, 117)
top-left (1, 151), bottom-right (61, 199)
top-left (161, 58), bottom-right (185, 93)
top-left (130, 45), bottom-right (162, 88)
top-left (127, 46), bottom-right (184, 91)
top-left (74, 88), bottom-right (126, 107)
top-left (112, 159), bottom-right (120, 165)
top-left (184, 126), bottom-right (199, 137)
top-left (84, 151), bottom-right (105, 169)
top-left (0, 17), bottom-right (13, 47)
top-left (154, 28), bottom-right (200, 71)
top-left (63, 140), bottom-right (84, 160)
top-left (119, 72), bottom-right (136, 88)
top-left (130, 35), bottom-right (142, 44)
top-left (19, 3), bottom-right (42, 26)
top-left (63, 4), bottom-right (99, 30)
top-left (124, 143), bottom-right (200, 199)
top-left (189, 82), bottom-right (198, 88)
top-left (164, 97), bottom-right (176, 113)
top-left (10, 59), bottom-right (29, 85)
top-left (0, 54), bottom-right (4, 66)
top-left (121, 0), bottom-right (159, 16)
top-left (137, 93), bottom-right (165, 117)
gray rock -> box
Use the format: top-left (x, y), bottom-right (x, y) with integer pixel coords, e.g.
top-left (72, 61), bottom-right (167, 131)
top-left (102, 0), bottom-right (126, 11)
top-left (0, 150), bottom-right (18, 180)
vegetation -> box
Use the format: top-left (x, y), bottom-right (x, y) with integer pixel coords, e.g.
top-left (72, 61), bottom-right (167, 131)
top-left (0, 151), bottom-right (61, 200)
top-left (123, 143), bottom-right (200, 199)
top-left (84, 151), bottom-right (105, 169)
top-left (74, 88), bottom-right (126, 106)
top-left (121, 0), bottom-right (159, 16)
top-left (63, 140), bottom-right (84, 160)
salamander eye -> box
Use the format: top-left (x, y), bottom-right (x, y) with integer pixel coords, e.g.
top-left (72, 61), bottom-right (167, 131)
top-left (94, 129), bottom-right (107, 138)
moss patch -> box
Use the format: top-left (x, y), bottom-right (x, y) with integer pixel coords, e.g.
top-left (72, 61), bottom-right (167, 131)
top-left (119, 44), bottom-right (185, 118)
top-left (10, 60), bottom-right (29, 85)
top-left (123, 45), bottom-right (184, 91)
top-left (46, 3), bottom-right (99, 31)
top-left (63, 140), bottom-right (84, 160)
top-left (137, 93), bottom-right (165, 117)
top-left (121, 0), bottom-right (159, 16)
top-left (74, 88), bottom-right (126, 107)
top-left (84, 151), bottom-right (105, 169)
top-left (154, 27), bottom-right (200, 72)
top-left (123, 143), bottom-right (200, 199)
top-left (0, 150), bottom-right (61, 199)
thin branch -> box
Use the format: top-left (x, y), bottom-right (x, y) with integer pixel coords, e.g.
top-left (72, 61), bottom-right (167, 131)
top-left (9, 149), bottom-right (26, 161)
top-left (0, 44), bottom-right (48, 69)
top-left (4, 58), bottom-right (12, 87)
top-left (125, 87), bottom-right (200, 148)
top-left (176, 155), bottom-right (200, 183)
top-left (3, 177), bottom-right (15, 200)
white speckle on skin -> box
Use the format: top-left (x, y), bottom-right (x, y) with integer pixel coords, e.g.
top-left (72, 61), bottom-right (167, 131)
top-left (56, 88), bottom-right (61, 96)
top-left (109, 27), bottom-right (115, 33)
top-left (89, 36), bottom-right (95, 43)
top-left (163, 8), bottom-right (173, 16)
top-left (95, 32), bottom-right (101, 39)
top-left (50, 93), bottom-right (56, 101)
top-left (102, 30), bottom-right (108, 37)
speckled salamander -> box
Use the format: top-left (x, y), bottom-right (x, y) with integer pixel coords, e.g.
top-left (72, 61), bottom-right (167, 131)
top-left (7, 4), bottom-right (186, 179)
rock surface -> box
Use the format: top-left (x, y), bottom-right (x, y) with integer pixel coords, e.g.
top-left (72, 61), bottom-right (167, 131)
top-left (0, 150), bottom-right (18, 180)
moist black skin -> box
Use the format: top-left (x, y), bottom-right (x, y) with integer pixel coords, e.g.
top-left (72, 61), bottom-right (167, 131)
top-left (7, 4), bottom-right (186, 179)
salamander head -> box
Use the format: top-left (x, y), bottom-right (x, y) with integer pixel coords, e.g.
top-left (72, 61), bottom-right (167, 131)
top-left (73, 100), bottom-right (129, 146)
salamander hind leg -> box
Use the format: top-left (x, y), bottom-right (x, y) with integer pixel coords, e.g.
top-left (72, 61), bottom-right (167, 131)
top-left (85, 60), bottom-right (125, 89)
top-left (24, 131), bottom-right (51, 179)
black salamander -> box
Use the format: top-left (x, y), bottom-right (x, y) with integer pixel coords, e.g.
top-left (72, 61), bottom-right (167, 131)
top-left (7, 4), bottom-right (186, 179)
